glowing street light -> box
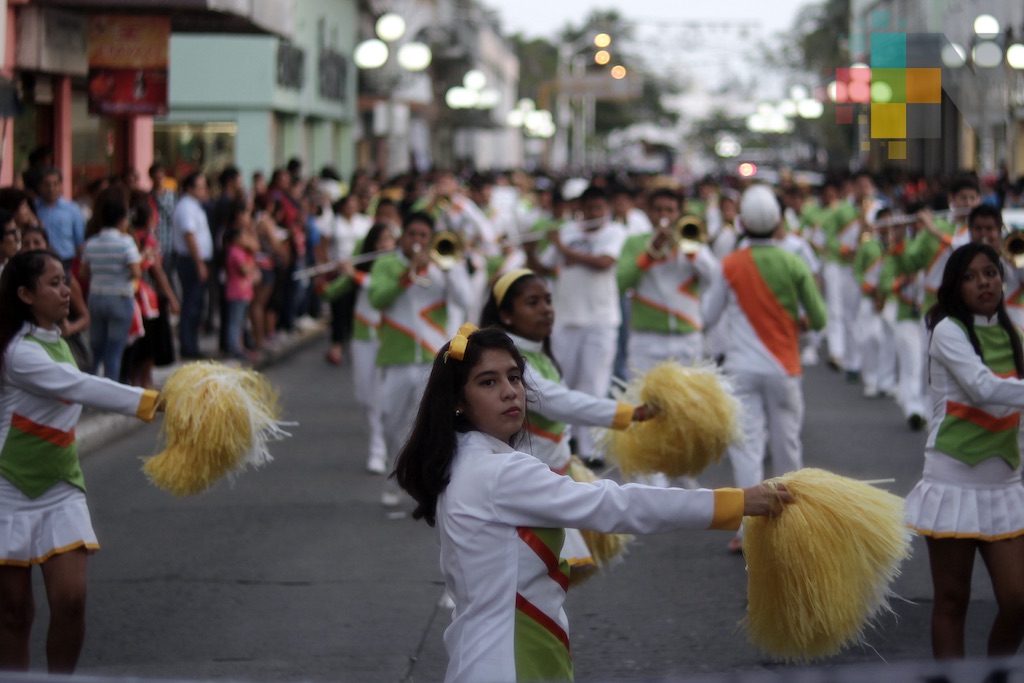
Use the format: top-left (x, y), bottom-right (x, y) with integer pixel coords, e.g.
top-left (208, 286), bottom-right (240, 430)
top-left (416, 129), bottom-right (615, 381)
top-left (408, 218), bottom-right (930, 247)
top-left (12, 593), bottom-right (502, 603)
top-left (594, 33), bottom-right (611, 48)
top-left (595, 50), bottom-right (611, 65)
top-left (375, 13), bottom-right (406, 42)
top-left (610, 65), bottom-right (627, 80)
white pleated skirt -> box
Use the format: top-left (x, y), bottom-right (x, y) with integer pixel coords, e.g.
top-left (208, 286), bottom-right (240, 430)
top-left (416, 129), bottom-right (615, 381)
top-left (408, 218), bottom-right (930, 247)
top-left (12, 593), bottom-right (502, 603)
top-left (904, 450), bottom-right (1024, 541)
top-left (0, 478), bottom-right (99, 566)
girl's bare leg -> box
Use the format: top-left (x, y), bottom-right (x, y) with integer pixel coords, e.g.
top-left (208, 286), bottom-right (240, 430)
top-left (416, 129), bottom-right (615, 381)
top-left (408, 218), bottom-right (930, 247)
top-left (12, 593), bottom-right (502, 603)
top-left (0, 565), bottom-right (34, 670)
top-left (925, 536), bottom-right (977, 659)
top-left (979, 536), bottom-right (1024, 656)
top-left (40, 549), bottom-right (88, 674)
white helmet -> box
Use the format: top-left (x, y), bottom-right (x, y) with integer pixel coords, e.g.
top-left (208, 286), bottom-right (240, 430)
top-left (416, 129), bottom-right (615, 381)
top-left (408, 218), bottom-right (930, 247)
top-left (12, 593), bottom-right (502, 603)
top-left (739, 184), bottom-right (781, 236)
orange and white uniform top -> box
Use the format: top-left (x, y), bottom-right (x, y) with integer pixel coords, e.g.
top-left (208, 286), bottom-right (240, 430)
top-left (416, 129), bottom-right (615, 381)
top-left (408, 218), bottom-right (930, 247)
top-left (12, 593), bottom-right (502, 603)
top-left (702, 238), bottom-right (827, 377)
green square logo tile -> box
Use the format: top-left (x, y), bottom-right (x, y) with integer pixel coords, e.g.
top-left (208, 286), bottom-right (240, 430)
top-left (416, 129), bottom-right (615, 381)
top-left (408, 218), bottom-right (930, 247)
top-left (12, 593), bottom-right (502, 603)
top-left (872, 33), bottom-right (906, 68)
top-left (871, 103), bottom-right (906, 138)
top-left (872, 68), bottom-right (906, 103)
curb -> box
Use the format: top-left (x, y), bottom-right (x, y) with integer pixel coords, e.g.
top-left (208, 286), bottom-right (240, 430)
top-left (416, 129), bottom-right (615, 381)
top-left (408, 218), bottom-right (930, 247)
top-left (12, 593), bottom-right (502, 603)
top-left (77, 323), bottom-right (328, 454)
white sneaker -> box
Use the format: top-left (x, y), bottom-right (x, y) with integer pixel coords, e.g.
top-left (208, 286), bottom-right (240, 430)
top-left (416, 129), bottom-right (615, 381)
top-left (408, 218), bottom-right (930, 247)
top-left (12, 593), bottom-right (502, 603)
top-left (381, 491), bottom-right (401, 507)
top-left (800, 347), bottom-right (820, 366)
top-left (863, 386), bottom-right (879, 398)
top-left (296, 316), bottom-right (319, 332)
top-left (367, 455), bottom-right (387, 475)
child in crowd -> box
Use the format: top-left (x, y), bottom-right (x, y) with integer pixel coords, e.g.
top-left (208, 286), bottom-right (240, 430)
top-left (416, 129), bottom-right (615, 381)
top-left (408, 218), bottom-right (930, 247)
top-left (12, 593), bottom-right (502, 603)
top-left (905, 242), bottom-right (1024, 659)
top-left (0, 250), bottom-right (160, 673)
top-left (223, 203), bottom-right (260, 362)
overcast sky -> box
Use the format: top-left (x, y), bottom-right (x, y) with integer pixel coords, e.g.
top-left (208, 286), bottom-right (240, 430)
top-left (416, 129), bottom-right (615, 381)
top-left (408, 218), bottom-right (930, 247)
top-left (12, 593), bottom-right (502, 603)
top-left (486, 0), bottom-right (817, 40)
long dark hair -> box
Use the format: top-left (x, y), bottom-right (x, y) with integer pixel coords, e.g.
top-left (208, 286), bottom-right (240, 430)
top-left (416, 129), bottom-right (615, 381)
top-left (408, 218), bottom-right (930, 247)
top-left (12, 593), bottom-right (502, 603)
top-left (927, 242), bottom-right (1024, 377)
top-left (0, 250), bottom-right (62, 381)
top-left (356, 223), bottom-right (393, 274)
top-left (392, 326), bottom-right (528, 526)
top-left (479, 271), bottom-right (561, 375)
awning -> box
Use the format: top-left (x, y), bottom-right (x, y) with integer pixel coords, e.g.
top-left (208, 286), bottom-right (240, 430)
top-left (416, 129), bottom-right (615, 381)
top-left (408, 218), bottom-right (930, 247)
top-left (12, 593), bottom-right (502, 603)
top-left (30, 0), bottom-right (294, 37)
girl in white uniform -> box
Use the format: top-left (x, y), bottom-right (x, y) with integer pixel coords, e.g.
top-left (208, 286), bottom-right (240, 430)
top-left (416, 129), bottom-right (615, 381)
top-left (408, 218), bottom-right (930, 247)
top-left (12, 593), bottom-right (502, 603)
top-left (904, 242), bottom-right (1024, 658)
top-left (0, 250), bottom-right (160, 673)
top-left (479, 269), bottom-right (653, 574)
top-left (392, 325), bottom-right (792, 683)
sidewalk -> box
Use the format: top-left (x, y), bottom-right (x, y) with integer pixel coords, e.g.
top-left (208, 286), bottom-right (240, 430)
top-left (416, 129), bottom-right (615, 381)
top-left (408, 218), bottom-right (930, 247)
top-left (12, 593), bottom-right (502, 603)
top-left (76, 319), bottom-right (329, 454)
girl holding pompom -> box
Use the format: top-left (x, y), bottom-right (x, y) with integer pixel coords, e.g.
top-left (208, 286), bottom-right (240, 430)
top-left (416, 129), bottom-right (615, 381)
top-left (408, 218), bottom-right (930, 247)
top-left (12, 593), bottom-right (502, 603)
top-left (905, 242), bottom-right (1024, 658)
top-left (0, 250), bottom-right (161, 673)
top-left (479, 268), bottom-right (655, 577)
top-left (392, 323), bottom-right (790, 683)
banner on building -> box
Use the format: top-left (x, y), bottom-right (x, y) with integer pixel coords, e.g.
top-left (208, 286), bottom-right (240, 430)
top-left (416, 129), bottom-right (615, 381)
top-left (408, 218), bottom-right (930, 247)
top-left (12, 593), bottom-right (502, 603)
top-left (87, 15), bottom-right (170, 116)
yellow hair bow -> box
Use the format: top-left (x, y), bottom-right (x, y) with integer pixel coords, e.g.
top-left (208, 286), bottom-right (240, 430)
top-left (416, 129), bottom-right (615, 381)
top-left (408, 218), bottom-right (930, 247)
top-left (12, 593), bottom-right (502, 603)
top-left (445, 322), bottom-right (479, 363)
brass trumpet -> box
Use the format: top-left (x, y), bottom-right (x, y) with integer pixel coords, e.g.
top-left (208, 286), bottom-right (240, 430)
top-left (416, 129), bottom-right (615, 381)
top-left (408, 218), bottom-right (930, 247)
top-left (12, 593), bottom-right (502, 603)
top-left (1004, 230), bottom-right (1024, 268)
top-left (429, 230), bottom-right (464, 271)
top-left (647, 215), bottom-right (707, 258)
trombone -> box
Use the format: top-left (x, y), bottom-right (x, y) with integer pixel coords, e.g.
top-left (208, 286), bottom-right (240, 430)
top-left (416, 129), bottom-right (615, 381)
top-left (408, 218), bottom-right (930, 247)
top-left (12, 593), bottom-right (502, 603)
top-left (646, 215), bottom-right (707, 258)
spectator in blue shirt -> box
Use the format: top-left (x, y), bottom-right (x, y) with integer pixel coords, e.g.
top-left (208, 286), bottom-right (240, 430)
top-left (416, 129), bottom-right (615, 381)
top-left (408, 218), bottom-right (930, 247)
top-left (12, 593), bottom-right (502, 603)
top-left (34, 168), bottom-right (85, 271)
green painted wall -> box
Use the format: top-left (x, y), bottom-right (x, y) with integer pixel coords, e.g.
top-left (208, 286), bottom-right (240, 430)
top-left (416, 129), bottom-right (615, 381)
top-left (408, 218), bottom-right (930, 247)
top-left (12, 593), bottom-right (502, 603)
top-left (164, 0), bottom-right (358, 180)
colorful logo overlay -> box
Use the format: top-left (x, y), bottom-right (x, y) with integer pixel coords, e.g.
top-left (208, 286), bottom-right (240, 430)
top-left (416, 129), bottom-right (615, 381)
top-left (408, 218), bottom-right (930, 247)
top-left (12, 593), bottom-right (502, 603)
top-left (835, 32), bottom-right (944, 161)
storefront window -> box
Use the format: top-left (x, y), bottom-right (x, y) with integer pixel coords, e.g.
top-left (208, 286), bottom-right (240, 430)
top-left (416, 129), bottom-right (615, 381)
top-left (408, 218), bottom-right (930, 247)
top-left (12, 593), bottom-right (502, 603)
top-left (71, 89), bottom-right (117, 198)
top-left (153, 121), bottom-right (238, 183)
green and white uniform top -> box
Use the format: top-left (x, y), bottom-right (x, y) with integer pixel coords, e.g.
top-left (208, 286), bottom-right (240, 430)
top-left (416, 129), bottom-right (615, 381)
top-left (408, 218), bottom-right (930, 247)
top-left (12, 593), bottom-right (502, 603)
top-left (616, 238), bottom-right (720, 336)
top-left (368, 253), bottom-right (474, 366)
top-left (437, 430), bottom-right (744, 683)
top-left (927, 316), bottom-right (1024, 470)
top-left (509, 333), bottom-right (633, 473)
top-left (0, 324), bottom-right (158, 499)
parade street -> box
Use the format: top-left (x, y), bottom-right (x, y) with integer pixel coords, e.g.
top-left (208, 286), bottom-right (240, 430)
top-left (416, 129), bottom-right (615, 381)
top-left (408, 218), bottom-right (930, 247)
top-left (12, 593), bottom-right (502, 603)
top-left (46, 342), bottom-right (1000, 683)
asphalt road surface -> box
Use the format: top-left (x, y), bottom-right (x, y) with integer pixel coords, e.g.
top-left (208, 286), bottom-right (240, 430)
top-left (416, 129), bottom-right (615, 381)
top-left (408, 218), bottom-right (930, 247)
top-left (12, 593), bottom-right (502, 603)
top-left (23, 342), bottom-right (1006, 682)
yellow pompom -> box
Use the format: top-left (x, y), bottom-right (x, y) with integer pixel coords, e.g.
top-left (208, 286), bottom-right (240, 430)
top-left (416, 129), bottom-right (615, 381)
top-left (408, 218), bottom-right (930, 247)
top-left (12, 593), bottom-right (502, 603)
top-left (566, 456), bottom-right (633, 571)
top-left (603, 361), bottom-right (740, 478)
top-left (743, 468), bottom-right (911, 662)
top-left (142, 362), bottom-right (290, 496)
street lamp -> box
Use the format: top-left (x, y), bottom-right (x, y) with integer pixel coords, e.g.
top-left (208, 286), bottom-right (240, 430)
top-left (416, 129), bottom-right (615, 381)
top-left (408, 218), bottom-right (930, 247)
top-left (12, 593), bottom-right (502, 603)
top-left (941, 15), bottom-right (1024, 174)
top-left (353, 12), bottom-right (433, 176)
top-left (508, 98), bottom-right (555, 169)
top-left (553, 30), bottom-right (621, 169)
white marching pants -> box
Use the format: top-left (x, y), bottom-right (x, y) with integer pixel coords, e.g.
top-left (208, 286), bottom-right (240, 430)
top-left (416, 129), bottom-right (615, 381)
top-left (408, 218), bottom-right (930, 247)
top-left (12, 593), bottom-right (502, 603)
top-left (727, 372), bottom-right (805, 490)
top-left (857, 298), bottom-right (897, 395)
top-left (838, 264), bottom-right (862, 372)
top-left (627, 330), bottom-right (703, 377)
top-left (378, 363), bottom-right (431, 497)
top-left (351, 338), bottom-right (387, 463)
top-left (822, 262), bottom-right (846, 364)
top-left (893, 316), bottom-right (927, 419)
top-left (552, 324), bottom-right (618, 459)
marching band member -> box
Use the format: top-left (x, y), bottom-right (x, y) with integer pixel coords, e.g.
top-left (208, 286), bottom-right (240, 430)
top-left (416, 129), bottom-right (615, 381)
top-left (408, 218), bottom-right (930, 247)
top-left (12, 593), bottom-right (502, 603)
top-left (617, 188), bottom-right (720, 373)
top-left (368, 211), bottom-right (474, 507)
top-left (527, 185), bottom-right (627, 468)
top-left (702, 184), bottom-right (827, 552)
top-left (887, 176), bottom-right (982, 317)
top-left (821, 171), bottom-right (884, 380)
top-left (879, 222), bottom-right (927, 430)
top-left (321, 223), bottom-right (396, 474)
top-left (775, 203), bottom-right (824, 366)
top-left (854, 208), bottom-right (897, 399)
